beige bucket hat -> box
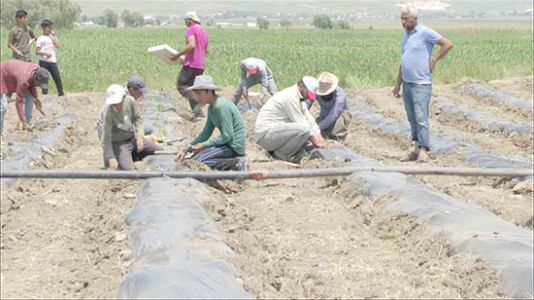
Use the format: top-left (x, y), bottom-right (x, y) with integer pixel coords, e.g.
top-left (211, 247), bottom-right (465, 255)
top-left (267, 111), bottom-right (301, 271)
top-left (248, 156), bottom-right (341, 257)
top-left (187, 75), bottom-right (221, 91)
top-left (316, 72), bottom-right (339, 96)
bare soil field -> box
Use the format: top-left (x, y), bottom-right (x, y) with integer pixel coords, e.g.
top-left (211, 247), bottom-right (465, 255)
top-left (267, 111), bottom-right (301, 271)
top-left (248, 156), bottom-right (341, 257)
top-left (488, 76), bottom-right (534, 101)
top-left (0, 77), bottom-right (532, 298)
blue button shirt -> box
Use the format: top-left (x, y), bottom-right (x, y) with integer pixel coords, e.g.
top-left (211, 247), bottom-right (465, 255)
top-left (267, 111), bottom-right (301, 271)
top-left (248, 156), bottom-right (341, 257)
top-left (306, 87), bottom-right (349, 130)
top-left (401, 24), bottom-right (441, 84)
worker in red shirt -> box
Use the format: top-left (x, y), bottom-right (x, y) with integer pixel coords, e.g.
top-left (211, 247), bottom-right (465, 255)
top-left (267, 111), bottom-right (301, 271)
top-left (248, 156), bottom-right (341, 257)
top-left (1, 59), bottom-right (48, 133)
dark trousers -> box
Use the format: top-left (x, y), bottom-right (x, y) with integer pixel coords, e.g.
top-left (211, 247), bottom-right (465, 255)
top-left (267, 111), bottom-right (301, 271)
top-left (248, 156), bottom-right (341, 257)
top-left (39, 60), bottom-right (64, 95)
top-left (177, 66), bottom-right (204, 116)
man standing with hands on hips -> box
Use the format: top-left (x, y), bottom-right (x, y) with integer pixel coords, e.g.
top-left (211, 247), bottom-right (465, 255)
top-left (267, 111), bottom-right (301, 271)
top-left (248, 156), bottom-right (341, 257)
top-left (392, 6), bottom-right (453, 163)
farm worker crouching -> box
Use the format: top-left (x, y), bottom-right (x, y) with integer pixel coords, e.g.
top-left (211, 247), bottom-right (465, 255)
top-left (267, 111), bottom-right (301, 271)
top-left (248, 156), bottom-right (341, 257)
top-left (0, 59), bottom-right (48, 134)
top-left (96, 75), bottom-right (154, 140)
top-left (392, 6), bottom-right (453, 163)
top-left (101, 84), bottom-right (159, 170)
top-left (36, 19), bottom-right (64, 97)
top-left (233, 57), bottom-right (278, 105)
top-left (125, 75), bottom-right (155, 135)
top-left (175, 75), bottom-right (247, 171)
top-left (8, 10), bottom-right (35, 62)
top-left (306, 72), bottom-right (352, 141)
top-left (254, 76), bottom-right (325, 163)
top-left (171, 11), bottom-right (209, 119)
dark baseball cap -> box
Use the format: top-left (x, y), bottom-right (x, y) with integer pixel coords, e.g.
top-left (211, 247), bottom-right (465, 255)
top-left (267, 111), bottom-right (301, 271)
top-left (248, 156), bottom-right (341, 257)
top-left (16, 10), bottom-right (28, 18)
top-left (36, 68), bottom-right (49, 90)
top-left (127, 75), bottom-right (150, 94)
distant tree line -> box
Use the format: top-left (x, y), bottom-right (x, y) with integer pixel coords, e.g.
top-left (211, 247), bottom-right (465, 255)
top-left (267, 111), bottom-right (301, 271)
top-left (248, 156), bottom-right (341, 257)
top-left (1, 0), bottom-right (81, 29)
top-left (80, 9), bottom-right (146, 28)
top-left (313, 14), bottom-right (351, 30)
top-left (257, 17), bottom-right (269, 30)
top-left (255, 15), bottom-right (350, 30)
top-left (0, 1), bottom-right (351, 31)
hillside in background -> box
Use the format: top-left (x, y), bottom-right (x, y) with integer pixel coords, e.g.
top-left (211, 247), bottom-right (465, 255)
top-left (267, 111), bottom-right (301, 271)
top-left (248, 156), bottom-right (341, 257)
top-left (73, 0), bottom-right (533, 19)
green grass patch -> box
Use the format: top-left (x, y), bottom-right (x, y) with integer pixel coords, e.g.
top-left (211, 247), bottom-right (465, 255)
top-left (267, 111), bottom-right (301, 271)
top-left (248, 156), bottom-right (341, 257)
top-left (1, 25), bottom-right (532, 93)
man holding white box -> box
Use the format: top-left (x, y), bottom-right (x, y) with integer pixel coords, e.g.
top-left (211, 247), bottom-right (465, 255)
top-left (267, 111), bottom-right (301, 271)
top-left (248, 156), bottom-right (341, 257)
top-left (171, 12), bottom-right (209, 119)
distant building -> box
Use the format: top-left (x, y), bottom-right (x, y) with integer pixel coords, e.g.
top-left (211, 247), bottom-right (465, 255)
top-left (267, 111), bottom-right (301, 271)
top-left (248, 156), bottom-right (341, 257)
top-left (216, 22), bottom-right (245, 28)
top-left (144, 15), bottom-right (157, 25)
top-left (396, 0), bottom-right (450, 11)
top-left (80, 21), bottom-right (95, 26)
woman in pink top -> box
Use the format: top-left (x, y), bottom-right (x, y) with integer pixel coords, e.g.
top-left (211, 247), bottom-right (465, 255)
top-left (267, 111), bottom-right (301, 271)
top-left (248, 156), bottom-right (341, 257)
top-left (171, 11), bottom-right (209, 119)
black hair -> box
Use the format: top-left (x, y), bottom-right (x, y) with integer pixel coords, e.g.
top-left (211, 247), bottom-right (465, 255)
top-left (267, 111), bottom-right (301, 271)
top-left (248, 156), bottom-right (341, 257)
top-left (41, 19), bottom-right (54, 28)
top-left (15, 10), bottom-right (28, 19)
top-left (196, 89), bottom-right (218, 97)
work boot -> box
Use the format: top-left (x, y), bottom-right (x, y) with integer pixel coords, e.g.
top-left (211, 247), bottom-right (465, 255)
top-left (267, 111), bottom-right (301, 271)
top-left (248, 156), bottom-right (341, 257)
top-left (233, 157), bottom-right (247, 171)
top-left (416, 149), bottom-right (429, 163)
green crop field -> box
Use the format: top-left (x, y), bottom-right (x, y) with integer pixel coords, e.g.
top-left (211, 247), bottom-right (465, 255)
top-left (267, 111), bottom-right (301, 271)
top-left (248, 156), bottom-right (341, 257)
top-left (1, 22), bottom-right (532, 94)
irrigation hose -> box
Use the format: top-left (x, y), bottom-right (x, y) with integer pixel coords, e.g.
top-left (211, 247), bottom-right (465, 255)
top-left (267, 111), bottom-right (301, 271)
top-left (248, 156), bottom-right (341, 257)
top-left (1, 166), bottom-right (532, 180)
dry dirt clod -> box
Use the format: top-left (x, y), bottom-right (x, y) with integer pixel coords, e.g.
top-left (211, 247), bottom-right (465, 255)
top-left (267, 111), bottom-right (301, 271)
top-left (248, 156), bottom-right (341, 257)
top-left (512, 179), bottom-right (533, 194)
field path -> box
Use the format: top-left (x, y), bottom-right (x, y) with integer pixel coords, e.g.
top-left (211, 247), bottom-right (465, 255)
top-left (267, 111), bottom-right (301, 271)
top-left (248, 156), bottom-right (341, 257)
top-left (1, 94), bottom-right (135, 298)
top-left (0, 76), bottom-right (532, 298)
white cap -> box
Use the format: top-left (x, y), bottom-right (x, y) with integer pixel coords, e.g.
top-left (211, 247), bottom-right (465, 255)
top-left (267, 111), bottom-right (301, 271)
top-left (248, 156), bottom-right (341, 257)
top-left (302, 76), bottom-right (319, 101)
top-left (184, 11), bottom-right (200, 23)
top-left (106, 84), bottom-right (126, 105)
top-left (302, 76), bottom-right (318, 93)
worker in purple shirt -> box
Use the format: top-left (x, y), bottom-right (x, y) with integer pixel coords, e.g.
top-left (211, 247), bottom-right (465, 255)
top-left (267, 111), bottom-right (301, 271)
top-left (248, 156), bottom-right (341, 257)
top-left (171, 11), bottom-right (209, 119)
top-left (307, 72), bottom-right (352, 141)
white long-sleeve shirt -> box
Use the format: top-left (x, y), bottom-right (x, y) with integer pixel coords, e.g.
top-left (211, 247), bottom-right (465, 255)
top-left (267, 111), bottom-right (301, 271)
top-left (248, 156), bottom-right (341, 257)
top-left (254, 84), bottom-right (320, 141)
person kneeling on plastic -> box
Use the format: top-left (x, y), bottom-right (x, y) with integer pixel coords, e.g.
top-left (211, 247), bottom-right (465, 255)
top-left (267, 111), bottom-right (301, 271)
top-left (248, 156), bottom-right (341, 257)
top-left (101, 84), bottom-right (159, 170)
top-left (175, 75), bottom-right (246, 171)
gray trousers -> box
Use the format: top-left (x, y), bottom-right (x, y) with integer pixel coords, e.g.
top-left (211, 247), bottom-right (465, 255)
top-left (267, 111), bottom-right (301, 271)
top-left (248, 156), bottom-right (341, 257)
top-left (320, 110), bottom-right (352, 141)
top-left (0, 91), bottom-right (33, 134)
top-left (256, 123), bottom-right (310, 162)
top-left (105, 137), bottom-right (159, 170)
top-left (233, 68), bottom-right (278, 104)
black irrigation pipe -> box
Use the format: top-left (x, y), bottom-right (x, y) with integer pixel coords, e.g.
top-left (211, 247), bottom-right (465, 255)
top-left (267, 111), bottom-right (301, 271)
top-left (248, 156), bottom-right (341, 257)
top-left (1, 166), bottom-right (532, 180)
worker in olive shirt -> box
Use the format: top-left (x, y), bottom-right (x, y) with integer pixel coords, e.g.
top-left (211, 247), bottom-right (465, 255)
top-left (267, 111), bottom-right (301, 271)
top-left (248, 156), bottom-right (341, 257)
top-left (176, 75), bottom-right (246, 170)
top-left (101, 84), bottom-right (158, 170)
top-left (8, 10), bottom-right (36, 62)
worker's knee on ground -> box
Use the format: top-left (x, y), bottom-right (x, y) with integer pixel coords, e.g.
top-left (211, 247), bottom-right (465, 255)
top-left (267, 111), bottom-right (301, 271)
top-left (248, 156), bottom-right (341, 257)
top-left (301, 129), bottom-right (312, 141)
top-left (120, 164), bottom-right (135, 171)
top-left (119, 157), bottom-right (135, 170)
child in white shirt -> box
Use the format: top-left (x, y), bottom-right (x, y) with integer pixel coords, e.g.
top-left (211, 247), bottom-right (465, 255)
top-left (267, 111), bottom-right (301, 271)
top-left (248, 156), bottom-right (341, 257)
top-left (35, 19), bottom-right (64, 96)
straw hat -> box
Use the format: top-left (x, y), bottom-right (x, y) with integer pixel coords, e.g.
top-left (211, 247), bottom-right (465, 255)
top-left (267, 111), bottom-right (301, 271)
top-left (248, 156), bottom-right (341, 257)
top-left (316, 72), bottom-right (339, 96)
top-left (187, 75), bottom-right (221, 91)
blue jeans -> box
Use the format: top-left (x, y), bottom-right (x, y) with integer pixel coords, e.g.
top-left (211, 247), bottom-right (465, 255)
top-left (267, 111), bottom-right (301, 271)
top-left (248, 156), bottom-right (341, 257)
top-left (0, 90), bottom-right (33, 134)
top-left (0, 94), bottom-right (7, 134)
top-left (402, 82), bottom-right (432, 150)
top-left (191, 145), bottom-right (238, 169)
